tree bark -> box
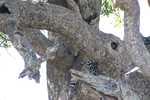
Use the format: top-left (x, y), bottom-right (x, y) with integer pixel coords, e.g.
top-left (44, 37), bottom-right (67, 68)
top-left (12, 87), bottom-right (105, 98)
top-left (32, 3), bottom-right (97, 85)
top-left (1, 0), bottom-right (150, 100)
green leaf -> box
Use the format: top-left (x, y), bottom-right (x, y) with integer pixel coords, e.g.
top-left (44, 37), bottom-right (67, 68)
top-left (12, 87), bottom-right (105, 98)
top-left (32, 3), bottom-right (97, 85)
top-left (101, 0), bottom-right (114, 16)
top-left (114, 14), bottom-right (122, 27)
top-left (0, 32), bottom-right (11, 48)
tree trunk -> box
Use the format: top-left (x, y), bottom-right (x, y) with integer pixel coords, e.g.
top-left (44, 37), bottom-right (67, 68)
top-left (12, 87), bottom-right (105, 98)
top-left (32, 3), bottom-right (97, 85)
top-left (1, 0), bottom-right (150, 100)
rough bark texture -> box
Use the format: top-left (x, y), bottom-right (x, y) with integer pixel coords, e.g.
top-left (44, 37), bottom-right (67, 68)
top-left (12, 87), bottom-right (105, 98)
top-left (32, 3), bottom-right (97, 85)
top-left (1, 0), bottom-right (150, 100)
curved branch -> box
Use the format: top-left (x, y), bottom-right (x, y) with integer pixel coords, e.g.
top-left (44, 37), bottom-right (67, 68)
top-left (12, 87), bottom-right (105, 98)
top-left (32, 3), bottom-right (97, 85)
top-left (0, 1), bottom-right (121, 63)
top-left (114, 0), bottom-right (150, 77)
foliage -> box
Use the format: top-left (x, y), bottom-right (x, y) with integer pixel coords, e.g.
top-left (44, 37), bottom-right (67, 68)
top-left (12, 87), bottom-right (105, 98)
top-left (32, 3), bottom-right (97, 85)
top-left (101, 0), bottom-right (122, 27)
top-left (114, 9), bottom-right (122, 27)
top-left (0, 32), bottom-right (10, 48)
top-left (101, 0), bottom-right (114, 16)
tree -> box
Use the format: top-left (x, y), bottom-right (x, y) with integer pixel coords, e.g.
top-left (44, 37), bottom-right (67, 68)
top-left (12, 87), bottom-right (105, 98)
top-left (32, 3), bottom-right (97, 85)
top-left (0, 0), bottom-right (150, 100)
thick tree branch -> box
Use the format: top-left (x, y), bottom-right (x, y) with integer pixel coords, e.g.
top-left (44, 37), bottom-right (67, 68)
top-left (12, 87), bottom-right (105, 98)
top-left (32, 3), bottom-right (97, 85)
top-left (70, 69), bottom-right (120, 97)
top-left (1, 1), bottom-right (150, 79)
top-left (0, 18), bottom-right (42, 82)
top-left (1, 1), bottom-right (150, 99)
top-left (21, 29), bottom-right (54, 56)
top-left (15, 31), bottom-right (41, 83)
top-left (14, 2), bottom-right (129, 77)
top-left (17, 2), bottom-right (91, 50)
top-left (0, 7), bottom-right (137, 81)
top-left (70, 69), bottom-right (141, 100)
top-left (0, 1), bottom-right (120, 61)
top-left (0, 16), bottom-right (57, 82)
top-left (114, 0), bottom-right (150, 77)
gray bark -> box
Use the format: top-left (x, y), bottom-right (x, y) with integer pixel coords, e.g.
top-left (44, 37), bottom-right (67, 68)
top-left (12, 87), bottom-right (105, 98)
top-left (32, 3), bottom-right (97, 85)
top-left (0, 0), bottom-right (150, 100)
